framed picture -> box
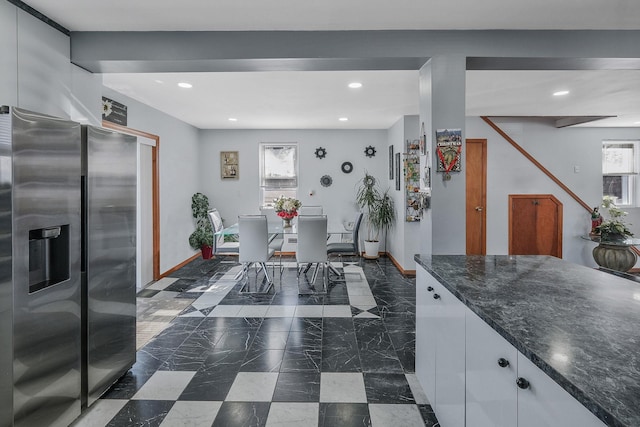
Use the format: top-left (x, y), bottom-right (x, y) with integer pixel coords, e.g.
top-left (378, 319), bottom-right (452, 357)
top-left (395, 152), bottom-right (401, 191)
top-left (389, 145), bottom-right (394, 179)
top-left (221, 151), bottom-right (239, 179)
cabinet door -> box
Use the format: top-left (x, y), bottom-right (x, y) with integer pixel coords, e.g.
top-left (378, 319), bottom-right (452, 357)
top-left (517, 353), bottom-right (606, 427)
top-left (434, 280), bottom-right (466, 427)
top-left (466, 310), bottom-right (517, 427)
top-left (415, 267), bottom-right (437, 402)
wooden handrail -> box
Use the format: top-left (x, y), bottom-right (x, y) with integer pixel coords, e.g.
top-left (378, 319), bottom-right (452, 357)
top-left (481, 116), bottom-right (640, 258)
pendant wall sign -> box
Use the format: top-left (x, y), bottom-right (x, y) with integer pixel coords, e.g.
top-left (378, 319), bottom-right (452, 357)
top-left (435, 128), bottom-right (462, 181)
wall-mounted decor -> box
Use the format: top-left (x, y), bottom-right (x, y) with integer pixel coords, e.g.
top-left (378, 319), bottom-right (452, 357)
top-left (221, 151), bottom-right (239, 179)
top-left (389, 146), bottom-right (394, 179)
top-left (314, 147), bottom-right (327, 159)
top-left (435, 128), bottom-right (462, 181)
top-left (320, 175), bottom-right (333, 187)
top-left (395, 152), bottom-right (401, 191)
top-left (364, 145), bottom-right (376, 158)
top-left (102, 96), bottom-right (127, 126)
top-left (341, 161), bottom-right (353, 174)
top-left (405, 140), bottom-right (421, 222)
top-left (419, 122), bottom-right (427, 155)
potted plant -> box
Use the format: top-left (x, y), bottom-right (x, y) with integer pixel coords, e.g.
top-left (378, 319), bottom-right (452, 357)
top-left (595, 196), bottom-right (633, 242)
top-left (356, 172), bottom-right (396, 259)
top-left (188, 192), bottom-right (214, 258)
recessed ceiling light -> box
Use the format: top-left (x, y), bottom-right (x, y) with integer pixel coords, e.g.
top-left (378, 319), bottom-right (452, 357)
top-left (348, 82), bottom-right (362, 89)
top-left (154, 79), bottom-right (164, 84)
top-left (339, 117), bottom-right (349, 122)
top-left (553, 90), bottom-right (569, 96)
top-left (228, 118), bottom-right (238, 122)
top-left (177, 82), bottom-right (192, 88)
top-left (634, 121), bottom-right (640, 125)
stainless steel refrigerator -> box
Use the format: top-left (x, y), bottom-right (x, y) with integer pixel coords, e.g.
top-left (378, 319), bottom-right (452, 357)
top-left (0, 106), bottom-right (83, 427)
top-left (0, 108), bottom-right (137, 427)
top-left (81, 124), bottom-right (137, 408)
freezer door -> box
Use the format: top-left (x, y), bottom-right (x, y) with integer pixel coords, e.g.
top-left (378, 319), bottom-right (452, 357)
top-left (84, 125), bottom-right (137, 406)
top-left (11, 107), bottom-right (82, 427)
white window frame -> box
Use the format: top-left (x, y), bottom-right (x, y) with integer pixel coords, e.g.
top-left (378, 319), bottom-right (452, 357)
top-left (602, 140), bottom-right (639, 207)
top-left (259, 143), bottom-right (298, 207)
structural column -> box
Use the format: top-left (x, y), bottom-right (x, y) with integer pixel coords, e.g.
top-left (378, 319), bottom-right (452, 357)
top-left (419, 55), bottom-right (466, 255)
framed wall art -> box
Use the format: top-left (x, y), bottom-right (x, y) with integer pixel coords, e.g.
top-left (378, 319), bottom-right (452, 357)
top-left (395, 152), bottom-right (401, 191)
top-left (221, 151), bottom-right (239, 179)
top-left (389, 145), bottom-right (394, 179)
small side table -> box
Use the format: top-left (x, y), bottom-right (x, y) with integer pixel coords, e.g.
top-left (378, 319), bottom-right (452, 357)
top-left (584, 236), bottom-right (640, 272)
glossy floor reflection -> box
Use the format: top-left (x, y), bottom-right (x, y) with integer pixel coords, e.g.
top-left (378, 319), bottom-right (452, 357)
top-left (71, 256), bottom-right (439, 427)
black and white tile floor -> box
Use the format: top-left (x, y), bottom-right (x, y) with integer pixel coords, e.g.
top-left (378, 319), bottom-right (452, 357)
top-left (71, 256), bottom-right (439, 427)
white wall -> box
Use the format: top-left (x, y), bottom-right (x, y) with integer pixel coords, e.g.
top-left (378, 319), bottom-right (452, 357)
top-left (197, 128), bottom-right (388, 239)
top-left (102, 87), bottom-right (201, 274)
top-left (387, 115), bottom-right (421, 270)
top-left (466, 116), bottom-right (640, 267)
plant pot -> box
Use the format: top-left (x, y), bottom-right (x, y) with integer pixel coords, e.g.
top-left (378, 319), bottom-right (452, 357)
top-left (201, 245), bottom-right (213, 259)
top-left (363, 240), bottom-right (380, 259)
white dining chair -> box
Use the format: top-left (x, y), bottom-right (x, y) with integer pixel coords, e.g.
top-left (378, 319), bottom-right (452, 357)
top-left (296, 215), bottom-right (328, 292)
top-left (298, 206), bottom-right (323, 215)
top-left (238, 215), bottom-right (276, 293)
top-left (207, 208), bottom-right (240, 256)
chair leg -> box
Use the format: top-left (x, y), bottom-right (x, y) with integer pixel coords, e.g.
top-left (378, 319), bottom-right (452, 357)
top-left (310, 263), bottom-right (319, 285)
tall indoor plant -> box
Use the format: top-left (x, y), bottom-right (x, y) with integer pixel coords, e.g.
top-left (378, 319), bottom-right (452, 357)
top-left (356, 172), bottom-right (396, 259)
top-left (188, 192), bottom-right (214, 259)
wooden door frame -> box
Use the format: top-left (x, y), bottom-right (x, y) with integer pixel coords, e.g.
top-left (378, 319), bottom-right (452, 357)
top-left (466, 138), bottom-right (487, 255)
top-left (508, 194), bottom-right (563, 258)
top-left (102, 121), bottom-right (160, 281)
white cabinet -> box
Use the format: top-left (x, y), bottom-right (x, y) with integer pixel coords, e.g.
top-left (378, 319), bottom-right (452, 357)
top-left (517, 353), bottom-right (605, 427)
top-left (466, 310), bottom-right (518, 427)
top-left (416, 268), bottom-right (466, 427)
top-left (416, 268), bottom-right (436, 400)
top-left (417, 265), bottom-right (606, 427)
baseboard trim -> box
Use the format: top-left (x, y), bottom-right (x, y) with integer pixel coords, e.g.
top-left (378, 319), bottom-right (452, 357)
top-left (159, 253), bottom-right (201, 279)
top-left (386, 252), bottom-right (416, 277)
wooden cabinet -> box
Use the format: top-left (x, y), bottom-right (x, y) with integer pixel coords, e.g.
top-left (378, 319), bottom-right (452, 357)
top-left (417, 265), bottom-right (606, 427)
top-left (509, 194), bottom-right (562, 258)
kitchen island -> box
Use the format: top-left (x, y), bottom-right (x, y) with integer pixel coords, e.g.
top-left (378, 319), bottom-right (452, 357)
top-left (415, 254), bottom-right (640, 427)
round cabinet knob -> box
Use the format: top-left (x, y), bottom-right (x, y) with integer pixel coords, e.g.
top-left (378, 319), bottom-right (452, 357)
top-left (516, 377), bottom-right (530, 389)
top-left (433, 293), bottom-right (441, 300)
top-left (427, 286), bottom-right (434, 292)
top-left (497, 358), bottom-right (510, 368)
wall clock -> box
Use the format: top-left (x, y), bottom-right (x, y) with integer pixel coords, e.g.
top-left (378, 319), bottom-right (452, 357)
top-left (320, 175), bottom-right (333, 187)
top-left (341, 161), bottom-right (353, 174)
top-left (364, 145), bottom-right (376, 157)
top-left (315, 147), bottom-right (327, 159)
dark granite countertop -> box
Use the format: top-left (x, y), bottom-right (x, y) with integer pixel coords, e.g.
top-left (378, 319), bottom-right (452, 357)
top-left (415, 254), bottom-right (640, 427)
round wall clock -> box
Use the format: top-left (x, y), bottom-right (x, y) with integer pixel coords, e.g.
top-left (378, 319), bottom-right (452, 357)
top-left (320, 175), bottom-right (333, 187)
top-left (364, 145), bottom-right (376, 158)
top-left (315, 147), bottom-right (327, 159)
top-left (341, 161), bottom-right (353, 174)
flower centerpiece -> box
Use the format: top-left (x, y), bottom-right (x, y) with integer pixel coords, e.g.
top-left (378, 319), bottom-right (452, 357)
top-left (595, 196), bottom-right (634, 242)
top-left (274, 195), bottom-right (301, 227)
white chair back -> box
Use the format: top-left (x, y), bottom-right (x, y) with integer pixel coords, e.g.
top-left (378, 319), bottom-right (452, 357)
top-left (259, 207), bottom-right (281, 225)
top-left (296, 215), bottom-right (328, 263)
top-left (239, 215), bottom-right (270, 263)
top-left (299, 206), bottom-right (323, 215)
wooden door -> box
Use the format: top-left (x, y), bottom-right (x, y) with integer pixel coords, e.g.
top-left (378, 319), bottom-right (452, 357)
top-left (509, 195), bottom-right (562, 258)
top-left (466, 139), bottom-right (487, 255)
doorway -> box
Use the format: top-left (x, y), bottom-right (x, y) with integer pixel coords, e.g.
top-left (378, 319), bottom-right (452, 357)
top-left (466, 139), bottom-right (487, 255)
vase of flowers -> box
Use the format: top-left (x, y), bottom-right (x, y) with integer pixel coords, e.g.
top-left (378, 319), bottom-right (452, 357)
top-left (274, 195), bottom-right (301, 228)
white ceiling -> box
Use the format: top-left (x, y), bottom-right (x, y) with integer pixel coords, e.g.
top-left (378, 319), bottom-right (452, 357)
top-left (22, 0), bottom-right (640, 129)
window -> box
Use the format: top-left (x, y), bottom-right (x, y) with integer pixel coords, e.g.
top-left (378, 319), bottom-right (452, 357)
top-left (259, 143), bottom-right (298, 207)
top-left (602, 140), bottom-right (638, 206)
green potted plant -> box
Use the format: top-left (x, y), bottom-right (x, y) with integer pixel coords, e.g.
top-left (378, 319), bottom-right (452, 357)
top-left (356, 172), bottom-right (396, 259)
top-left (188, 192), bottom-right (214, 258)
top-left (596, 196), bottom-right (633, 242)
